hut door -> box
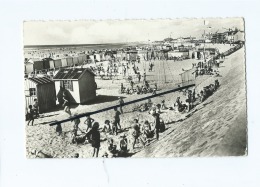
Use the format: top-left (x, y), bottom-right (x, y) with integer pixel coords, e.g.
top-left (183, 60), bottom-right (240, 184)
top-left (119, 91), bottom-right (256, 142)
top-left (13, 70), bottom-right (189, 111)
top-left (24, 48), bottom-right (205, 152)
top-left (60, 81), bottom-right (64, 88)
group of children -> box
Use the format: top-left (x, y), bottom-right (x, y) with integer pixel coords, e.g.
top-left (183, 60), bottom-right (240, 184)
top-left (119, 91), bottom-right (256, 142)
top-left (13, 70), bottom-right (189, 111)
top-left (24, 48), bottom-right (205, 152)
top-left (52, 98), bottom-right (167, 158)
top-left (173, 79), bottom-right (220, 113)
top-left (120, 81), bottom-right (157, 95)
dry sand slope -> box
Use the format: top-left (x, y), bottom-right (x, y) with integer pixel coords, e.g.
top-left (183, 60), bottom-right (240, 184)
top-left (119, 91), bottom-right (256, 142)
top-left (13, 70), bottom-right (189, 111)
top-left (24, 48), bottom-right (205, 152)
top-left (134, 47), bottom-right (247, 157)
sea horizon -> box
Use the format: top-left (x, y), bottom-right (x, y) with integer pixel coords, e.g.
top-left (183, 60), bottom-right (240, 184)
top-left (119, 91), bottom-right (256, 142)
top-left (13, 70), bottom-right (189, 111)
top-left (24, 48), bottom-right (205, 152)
top-left (24, 41), bottom-right (147, 49)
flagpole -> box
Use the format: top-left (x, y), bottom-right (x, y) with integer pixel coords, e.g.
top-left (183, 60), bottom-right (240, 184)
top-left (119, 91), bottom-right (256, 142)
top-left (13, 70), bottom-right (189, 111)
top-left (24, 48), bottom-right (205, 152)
top-left (203, 20), bottom-right (206, 64)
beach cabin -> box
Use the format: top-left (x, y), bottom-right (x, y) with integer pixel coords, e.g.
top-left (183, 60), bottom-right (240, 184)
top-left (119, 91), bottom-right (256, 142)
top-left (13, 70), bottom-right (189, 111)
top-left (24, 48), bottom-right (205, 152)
top-left (66, 57), bottom-right (74, 66)
top-left (94, 54), bottom-right (101, 62)
top-left (24, 77), bottom-right (56, 113)
top-left (77, 56), bottom-right (84, 65)
top-left (50, 59), bottom-right (62, 69)
top-left (72, 57), bottom-right (79, 65)
top-left (61, 58), bottom-right (68, 67)
top-left (25, 58), bottom-right (44, 73)
top-left (53, 68), bottom-right (97, 104)
top-left (42, 57), bottom-right (53, 69)
top-left (179, 68), bottom-right (196, 86)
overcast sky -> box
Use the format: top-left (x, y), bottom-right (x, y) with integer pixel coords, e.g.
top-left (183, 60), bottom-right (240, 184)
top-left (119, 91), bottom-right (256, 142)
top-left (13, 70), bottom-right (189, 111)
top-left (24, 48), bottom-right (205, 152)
top-left (23, 18), bottom-right (244, 45)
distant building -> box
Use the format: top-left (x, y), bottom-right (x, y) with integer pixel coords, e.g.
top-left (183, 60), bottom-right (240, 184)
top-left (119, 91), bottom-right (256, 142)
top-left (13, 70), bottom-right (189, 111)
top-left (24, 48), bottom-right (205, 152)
top-left (53, 68), bottom-right (97, 104)
top-left (233, 31), bottom-right (245, 43)
top-left (24, 77), bottom-right (56, 113)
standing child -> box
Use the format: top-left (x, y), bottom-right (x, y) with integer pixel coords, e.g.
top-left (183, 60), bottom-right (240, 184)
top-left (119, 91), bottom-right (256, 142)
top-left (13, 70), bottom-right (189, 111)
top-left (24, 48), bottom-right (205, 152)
top-left (71, 117), bottom-right (81, 144)
top-left (27, 105), bottom-right (34, 126)
top-left (114, 107), bottom-right (121, 131)
top-left (103, 120), bottom-right (111, 134)
top-left (62, 92), bottom-right (71, 116)
top-left (131, 124), bottom-right (144, 149)
top-left (111, 121), bottom-right (118, 135)
top-left (33, 99), bottom-right (39, 118)
top-left (84, 115), bottom-right (94, 132)
top-left (86, 122), bottom-right (101, 157)
top-left (118, 97), bottom-right (124, 114)
top-left (152, 113), bottom-right (161, 140)
top-left (119, 134), bottom-right (128, 157)
top-left (56, 122), bottom-right (62, 136)
top-left (161, 100), bottom-right (166, 110)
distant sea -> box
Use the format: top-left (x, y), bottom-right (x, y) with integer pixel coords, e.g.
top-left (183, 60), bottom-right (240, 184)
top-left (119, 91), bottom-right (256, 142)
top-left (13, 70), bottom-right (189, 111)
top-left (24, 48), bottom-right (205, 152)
top-left (24, 42), bottom-right (145, 51)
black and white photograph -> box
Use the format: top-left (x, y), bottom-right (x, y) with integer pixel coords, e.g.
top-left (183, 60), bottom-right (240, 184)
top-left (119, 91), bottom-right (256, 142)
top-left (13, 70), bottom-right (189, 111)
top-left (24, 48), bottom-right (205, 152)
top-left (23, 18), bottom-right (247, 158)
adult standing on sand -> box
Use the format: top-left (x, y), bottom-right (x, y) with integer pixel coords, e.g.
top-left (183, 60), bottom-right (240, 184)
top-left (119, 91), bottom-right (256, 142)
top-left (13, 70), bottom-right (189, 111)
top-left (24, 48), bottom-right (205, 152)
top-left (62, 92), bottom-right (71, 116)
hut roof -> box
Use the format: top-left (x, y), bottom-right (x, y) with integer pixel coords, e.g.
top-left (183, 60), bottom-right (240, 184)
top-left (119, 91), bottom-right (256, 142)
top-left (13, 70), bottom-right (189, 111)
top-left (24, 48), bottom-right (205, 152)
top-left (28, 77), bottom-right (54, 85)
top-left (53, 68), bottom-right (95, 80)
top-left (27, 58), bottom-right (42, 63)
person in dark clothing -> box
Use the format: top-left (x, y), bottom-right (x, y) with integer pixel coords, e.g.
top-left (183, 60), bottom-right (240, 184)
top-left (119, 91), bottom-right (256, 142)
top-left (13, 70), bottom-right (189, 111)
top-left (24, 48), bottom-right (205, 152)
top-left (27, 105), bottom-right (34, 126)
top-left (118, 97), bottom-right (124, 114)
top-left (119, 134), bottom-right (128, 157)
top-left (192, 89), bottom-right (196, 101)
top-left (33, 99), bottom-right (39, 118)
top-left (56, 122), bottom-right (62, 136)
top-left (215, 79), bottom-right (220, 90)
top-left (131, 124), bottom-right (145, 149)
top-left (114, 107), bottom-right (121, 131)
top-left (120, 83), bottom-right (124, 93)
top-left (86, 122), bottom-right (101, 157)
top-left (186, 90), bottom-right (193, 111)
top-left (137, 73), bottom-right (141, 83)
top-left (152, 113), bottom-right (161, 140)
top-left (130, 80), bottom-right (134, 90)
top-left (71, 117), bottom-right (81, 144)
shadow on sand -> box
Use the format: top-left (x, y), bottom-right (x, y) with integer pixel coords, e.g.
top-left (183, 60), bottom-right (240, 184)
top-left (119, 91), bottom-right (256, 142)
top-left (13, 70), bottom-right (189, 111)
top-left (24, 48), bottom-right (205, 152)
top-left (83, 95), bottom-right (126, 105)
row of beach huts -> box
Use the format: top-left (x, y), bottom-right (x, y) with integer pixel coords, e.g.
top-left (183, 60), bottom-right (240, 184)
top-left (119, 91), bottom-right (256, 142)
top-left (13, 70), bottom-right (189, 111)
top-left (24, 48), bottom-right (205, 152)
top-left (24, 47), bottom-right (219, 74)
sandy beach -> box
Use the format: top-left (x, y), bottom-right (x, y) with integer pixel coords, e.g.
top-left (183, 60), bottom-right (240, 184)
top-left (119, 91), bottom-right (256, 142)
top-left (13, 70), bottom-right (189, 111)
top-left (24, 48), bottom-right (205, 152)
top-left (25, 44), bottom-right (247, 158)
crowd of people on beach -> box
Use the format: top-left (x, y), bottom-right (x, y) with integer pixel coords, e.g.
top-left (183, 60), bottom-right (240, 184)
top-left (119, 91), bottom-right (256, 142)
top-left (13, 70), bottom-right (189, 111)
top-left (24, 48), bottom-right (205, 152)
top-left (28, 77), bottom-right (220, 158)
top-left (26, 42), bottom-right (237, 158)
top-left (55, 100), bottom-right (167, 158)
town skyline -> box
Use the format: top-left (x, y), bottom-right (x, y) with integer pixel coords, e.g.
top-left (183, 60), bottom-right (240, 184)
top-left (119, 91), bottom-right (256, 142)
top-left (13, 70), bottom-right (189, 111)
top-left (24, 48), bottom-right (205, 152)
top-left (24, 18), bottom-right (244, 46)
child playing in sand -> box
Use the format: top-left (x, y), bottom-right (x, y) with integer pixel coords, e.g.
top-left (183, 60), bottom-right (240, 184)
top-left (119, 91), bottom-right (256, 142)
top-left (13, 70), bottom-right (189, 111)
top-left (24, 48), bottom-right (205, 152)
top-left (133, 118), bottom-right (141, 128)
top-left (156, 104), bottom-right (161, 113)
top-left (84, 115), bottom-right (94, 132)
top-left (106, 138), bottom-right (118, 157)
top-left (161, 100), bottom-right (167, 110)
top-left (142, 120), bottom-right (154, 143)
top-left (102, 120), bottom-right (111, 134)
top-left (27, 105), bottom-right (34, 126)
